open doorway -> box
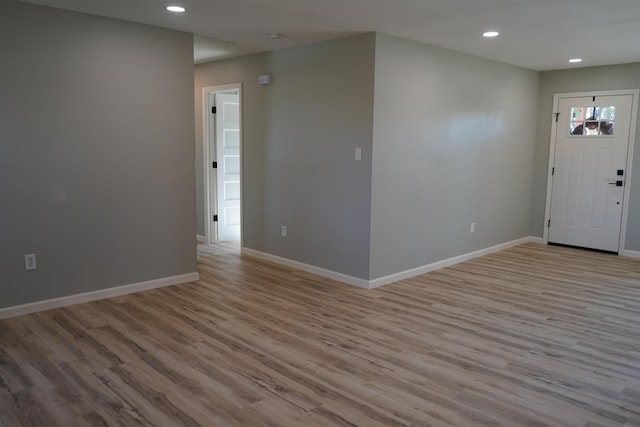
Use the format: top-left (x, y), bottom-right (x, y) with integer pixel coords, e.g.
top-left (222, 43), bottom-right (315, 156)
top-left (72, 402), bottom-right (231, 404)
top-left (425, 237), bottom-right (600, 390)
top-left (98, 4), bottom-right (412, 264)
top-left (203, 84), bottom-right (242, 244)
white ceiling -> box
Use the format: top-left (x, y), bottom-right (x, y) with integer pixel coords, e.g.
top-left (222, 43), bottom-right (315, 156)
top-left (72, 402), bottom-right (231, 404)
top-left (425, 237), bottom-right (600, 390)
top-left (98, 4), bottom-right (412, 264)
top-left (20, 0), bottom-right (640, 70)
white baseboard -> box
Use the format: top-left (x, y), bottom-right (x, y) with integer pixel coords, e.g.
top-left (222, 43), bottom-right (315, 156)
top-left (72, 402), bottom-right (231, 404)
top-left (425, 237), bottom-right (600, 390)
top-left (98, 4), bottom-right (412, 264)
top-left (621, 250), bottom-right (640, 259)
top-left (0, 272), bottom-right (200, 320)
top-left (243, 236), bottom-right (541, 290)
top-left (369, 236), bottom-right (537, 288)
top-left (197, 234), bottom-right (206, 242)
top-left (241, 248), bottom-right (370, 289)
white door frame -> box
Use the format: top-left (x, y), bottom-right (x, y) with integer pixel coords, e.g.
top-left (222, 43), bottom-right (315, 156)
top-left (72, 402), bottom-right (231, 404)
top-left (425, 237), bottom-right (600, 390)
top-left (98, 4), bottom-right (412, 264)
top-left (202, 83), bottom-right (243, 245)
top-left (543, 89), bottom-right (639, 254)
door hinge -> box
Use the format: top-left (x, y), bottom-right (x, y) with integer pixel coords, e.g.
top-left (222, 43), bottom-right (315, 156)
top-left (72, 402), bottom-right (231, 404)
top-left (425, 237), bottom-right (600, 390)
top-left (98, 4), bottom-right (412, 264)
top-left (548, 219), bottom-right (551, 228)
top-left (211, 106), bottom-right (217, 114)
top-left (212, 161), bottom-right (217, 169)
top-left (213, 215), bottom-right (218, 222)
top-left (552, 167), bottom-right (555, 176)
top-left (554, 112), bottom-right (560, 122)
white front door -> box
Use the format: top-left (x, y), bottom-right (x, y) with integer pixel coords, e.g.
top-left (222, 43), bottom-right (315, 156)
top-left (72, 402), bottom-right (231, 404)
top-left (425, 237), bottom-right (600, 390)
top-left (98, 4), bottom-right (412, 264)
top-left (548, 94), bottom-right (633, 252)
top-left (215, 92), bottom-right (241, 241)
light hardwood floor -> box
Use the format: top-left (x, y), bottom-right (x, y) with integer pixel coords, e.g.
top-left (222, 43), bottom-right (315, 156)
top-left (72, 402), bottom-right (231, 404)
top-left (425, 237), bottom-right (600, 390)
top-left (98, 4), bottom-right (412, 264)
top-left (1, 243), bottom-right (640, 426)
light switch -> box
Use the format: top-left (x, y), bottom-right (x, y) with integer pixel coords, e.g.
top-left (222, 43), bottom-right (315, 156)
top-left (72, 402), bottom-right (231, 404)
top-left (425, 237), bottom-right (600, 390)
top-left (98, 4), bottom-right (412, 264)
top-left (355, 147), bottom-right (362, 161)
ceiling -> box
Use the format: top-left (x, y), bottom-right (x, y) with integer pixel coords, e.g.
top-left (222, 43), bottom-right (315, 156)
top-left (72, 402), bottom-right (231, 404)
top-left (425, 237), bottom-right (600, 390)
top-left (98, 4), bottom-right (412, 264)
top-left (20, 0), bottom-right (640, 71)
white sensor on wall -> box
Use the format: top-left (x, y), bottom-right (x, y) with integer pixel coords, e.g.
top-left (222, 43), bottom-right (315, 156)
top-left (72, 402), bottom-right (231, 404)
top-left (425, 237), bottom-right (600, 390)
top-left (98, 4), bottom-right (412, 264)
top-left (258, 74), bottom-right (272, 85)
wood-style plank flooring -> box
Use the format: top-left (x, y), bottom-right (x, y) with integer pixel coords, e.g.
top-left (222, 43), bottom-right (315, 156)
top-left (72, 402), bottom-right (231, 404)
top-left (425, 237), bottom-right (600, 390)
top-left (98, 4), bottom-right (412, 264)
top-left (1, 242), bottom-right (640, 426)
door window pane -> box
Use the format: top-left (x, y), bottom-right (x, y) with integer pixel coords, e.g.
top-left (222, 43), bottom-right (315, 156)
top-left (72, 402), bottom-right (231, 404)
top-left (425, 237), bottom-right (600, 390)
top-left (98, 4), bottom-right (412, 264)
top-left (569, 106), bottom-right (615, 136)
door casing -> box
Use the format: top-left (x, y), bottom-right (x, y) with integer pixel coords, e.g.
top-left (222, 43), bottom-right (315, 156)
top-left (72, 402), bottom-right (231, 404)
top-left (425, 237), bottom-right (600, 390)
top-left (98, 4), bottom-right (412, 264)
top-left (543, 89), bottom-right (639, 253)
top-left (202, 83), bottom-right (243, 245)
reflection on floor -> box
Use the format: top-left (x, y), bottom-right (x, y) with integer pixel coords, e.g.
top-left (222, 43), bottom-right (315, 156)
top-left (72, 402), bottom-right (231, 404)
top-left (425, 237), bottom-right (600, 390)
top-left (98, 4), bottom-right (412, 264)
top-left (197, 240), bottom-right (240, 258)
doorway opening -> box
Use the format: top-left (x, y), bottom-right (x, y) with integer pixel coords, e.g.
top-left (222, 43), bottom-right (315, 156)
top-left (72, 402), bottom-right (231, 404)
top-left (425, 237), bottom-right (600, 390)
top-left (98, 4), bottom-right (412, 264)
top-left (543, 89), bottom-right (638, 254)
top-left (203, 84), bottom-right (242, 245)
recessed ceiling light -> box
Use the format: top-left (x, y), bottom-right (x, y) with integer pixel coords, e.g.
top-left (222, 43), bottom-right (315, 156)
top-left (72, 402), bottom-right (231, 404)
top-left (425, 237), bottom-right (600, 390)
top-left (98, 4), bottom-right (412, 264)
top-left (482, 31), bottom-right (500, 38)
top-left (166, 6), bottom-right (185, 13)
top-left (569, 58), bottom-right (583, 63)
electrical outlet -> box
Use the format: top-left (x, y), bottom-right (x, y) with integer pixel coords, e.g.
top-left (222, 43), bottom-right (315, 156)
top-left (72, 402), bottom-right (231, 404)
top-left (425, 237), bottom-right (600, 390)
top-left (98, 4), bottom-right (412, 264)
top-left (281, 225), bottom-right (287, 237)
top-left (470, 222), bottom-right (476, 234)
top-left (24, 254), bottom-right (37, 271)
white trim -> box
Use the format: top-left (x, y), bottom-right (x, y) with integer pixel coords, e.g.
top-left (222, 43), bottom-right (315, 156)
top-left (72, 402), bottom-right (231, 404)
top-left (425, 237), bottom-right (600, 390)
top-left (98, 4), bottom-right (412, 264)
top-left (241, 248), bottom-right (371, 289)
top-left (197, 234), bottom-right (206, 242)
top-left (369, 237), bottom-right (535, 288)
top-left (543, 89), bottom-right (639, 255)
top-left (243, 237), bottom-right (541, 290)
top-left (619, 90), bottom-right (639, 253)
top-left (202, 83), bottom-right (244, 246)
top-left (202, 89), bottom-right (213, 244)
top-left (0, 272), bottom-right (199, 320)
top-left (621, 250), bottom-right (640, 259)
top-left (527, 236), bottom-right (545, 244)
top-left (542, 93), bottom-right (560, 244)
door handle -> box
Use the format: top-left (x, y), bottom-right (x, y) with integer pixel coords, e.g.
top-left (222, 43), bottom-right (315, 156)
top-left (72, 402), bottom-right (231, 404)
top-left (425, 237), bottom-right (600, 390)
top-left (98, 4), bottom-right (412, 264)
top-left (608, 180), bottom-right (624, 186)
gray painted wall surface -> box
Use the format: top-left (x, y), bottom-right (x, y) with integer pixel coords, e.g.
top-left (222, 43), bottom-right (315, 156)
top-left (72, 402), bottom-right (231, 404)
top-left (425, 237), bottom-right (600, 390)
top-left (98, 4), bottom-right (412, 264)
top-left (195, 34), bottom-right (376, 279)
top-left (532, 63), bottom-right (640, 250)
top-left (370, 34), bottom-right (540, 279)
top-left (0, 1), bottom-right (196, 309)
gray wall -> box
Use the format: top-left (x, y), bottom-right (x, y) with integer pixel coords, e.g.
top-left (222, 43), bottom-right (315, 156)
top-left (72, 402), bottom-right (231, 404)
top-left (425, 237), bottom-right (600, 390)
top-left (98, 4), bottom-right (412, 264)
top-left (532, 63), bottom-right (640, 250)
top-left (195, 34), bottom-right (376, 279)
top-left (370, 34), bottom-right (540, 279)
top-left (0, 1), bottom-right (196, 308)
